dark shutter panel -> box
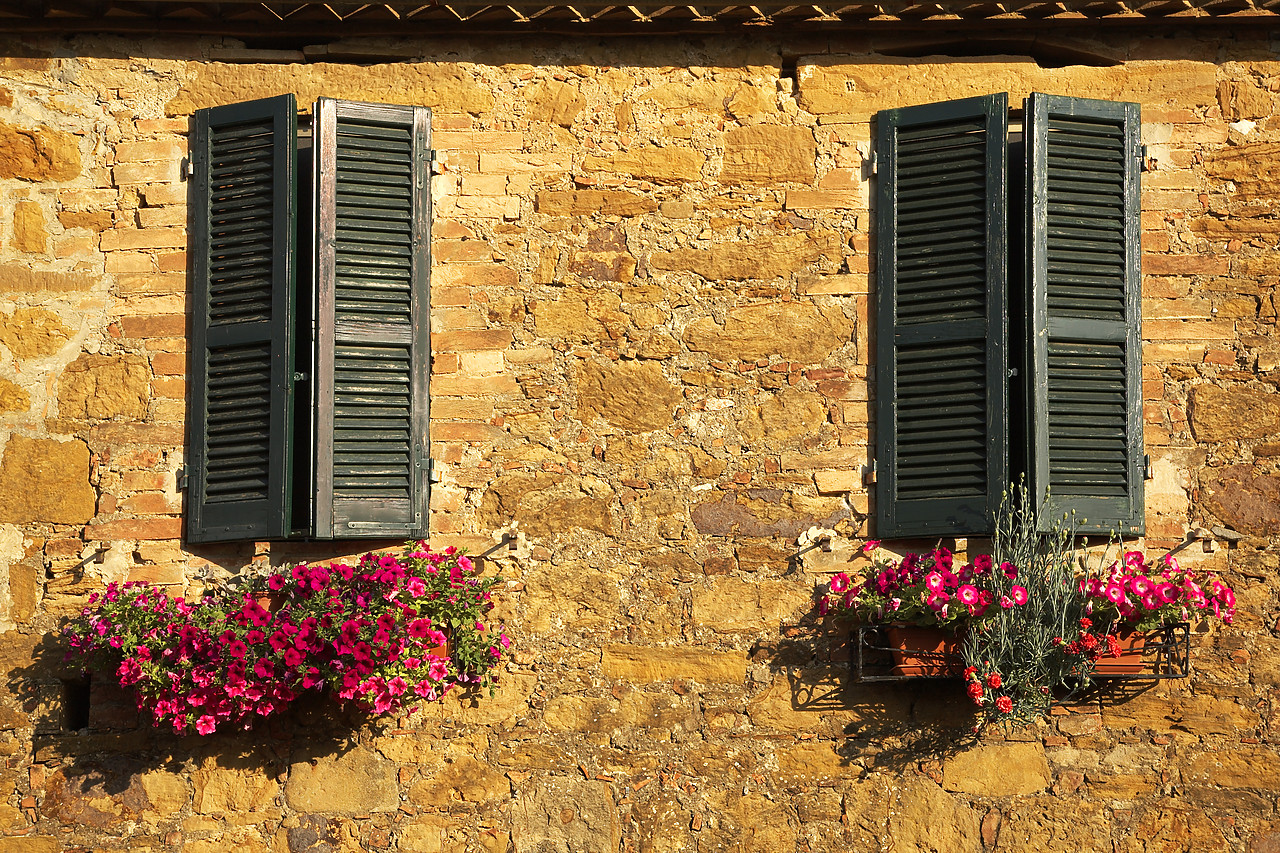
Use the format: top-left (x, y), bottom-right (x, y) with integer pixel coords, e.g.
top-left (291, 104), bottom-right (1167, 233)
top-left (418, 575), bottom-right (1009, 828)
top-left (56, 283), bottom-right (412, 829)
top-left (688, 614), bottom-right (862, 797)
top-left (1026, 93), bottom-right (1143, 535)
top-left (188, 95), bottom-right (297, 543)
top-left (313, 98), bottom-right (430, 539)
top-left (874, 94), bottom-right (1009, 538)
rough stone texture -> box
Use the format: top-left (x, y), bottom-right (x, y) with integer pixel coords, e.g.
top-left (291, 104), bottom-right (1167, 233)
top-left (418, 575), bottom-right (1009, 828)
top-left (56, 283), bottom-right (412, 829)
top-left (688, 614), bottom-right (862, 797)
top-left (633, 792), bottom-right (692, 853)
top-left (691, 491), bottom-right (849, 538)
top-left (1219, 79), bottom-right (1274, 121)
top-left (1189, 385), bottom-right (1280, 442)
top-left (0, 378), bottom-right (30, 413)
top-left (478, 473), bottom-right (615, 537)
top-left (690, 576), bottom-right (809, 632)
top-left (0, 264), bottom-right (96, 293)
top-left (512, 777), bottom-right (619, 853)
top-left (683, 303), bottom-right (853, 362)
top-left (57, 353), bottom-right (150, 420)
top-left (1205, 141), bottom-right (1280, 204)
top-left (4, 838), bottom-right (60, 853)
top-left (525, 79), bottom-right (585, 127)
top-left (1202, 465), bottom-right (1280, 535)
top-left (536, 190), bottom-right (657, 217)
top-left (12, 200), bottom-right (47, 253)
top-left (997, 800), bottom-right (1115, 851)
top-left (580, 146), bottom-right (703, 183)
top-left (192, 757), bottom-right (280, 815)
top-left (941, 742), bottom-right (1052, 796)
top-left (0, 307), bottom-right (72, 361)
top-left (721, 125), bottom-right (816, 185)
top-left (166, 62), bottom-right (495, 115)
top-left (577, 360), bottom-right (680, 433)
top-left (601, 644), bottom-right (746, 683)
top-left (738, 387), bottom-right (829, 449)
top-left (284, 747), bottom-right (399, 815)
top-left (889, 777), bottom-right (982, 853)
top-left (0, 436), bottom-right (95, 524)
top-left (796, 58), bottom-right (1215, 115)
top-left (651, 232), bottom-right (840, 282)
top-left (0, 122), bottom-right (81, 181)
top-left (409, 754), bottom-right (508, 806)
top-left (532, 289), bottom-right (626, 343)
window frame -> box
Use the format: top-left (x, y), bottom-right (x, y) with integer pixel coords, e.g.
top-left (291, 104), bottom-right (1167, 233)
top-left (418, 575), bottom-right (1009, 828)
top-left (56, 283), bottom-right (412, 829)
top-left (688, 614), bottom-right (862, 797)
top-left (873, 91), bottom-right (1144, 539)
top-left (187, 94), bottom-right (432, 544)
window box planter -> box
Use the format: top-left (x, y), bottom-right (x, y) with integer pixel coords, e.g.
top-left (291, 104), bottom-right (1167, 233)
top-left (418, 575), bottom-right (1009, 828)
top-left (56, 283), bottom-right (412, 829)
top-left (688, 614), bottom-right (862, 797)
top-left (852, 625), bottom-right (965, 682)
top-left (1092, 622), bottom-right (1190, 680)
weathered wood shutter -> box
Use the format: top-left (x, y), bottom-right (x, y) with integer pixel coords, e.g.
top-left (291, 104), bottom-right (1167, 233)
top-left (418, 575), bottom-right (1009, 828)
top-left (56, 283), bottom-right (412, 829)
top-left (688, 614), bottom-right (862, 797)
top-left (1026, 93), bottom-right (1143, 535)
top-left (874, 94), bottom-right (1009, 538)
top-left (188, 95), bottom-right (297, 543)
top-left (313, 98), bottom-right (430, 539)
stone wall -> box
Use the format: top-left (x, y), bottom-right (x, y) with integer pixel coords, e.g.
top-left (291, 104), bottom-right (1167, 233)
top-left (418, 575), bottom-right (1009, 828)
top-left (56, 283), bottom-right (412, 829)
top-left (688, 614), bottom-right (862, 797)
top-left (0, 29), bottom-right (1278, 852)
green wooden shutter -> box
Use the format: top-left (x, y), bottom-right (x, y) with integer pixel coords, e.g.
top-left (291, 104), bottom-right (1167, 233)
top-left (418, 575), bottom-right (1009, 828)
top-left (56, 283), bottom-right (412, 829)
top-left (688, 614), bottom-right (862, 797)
top-left (874, 94), bottom-right (1009, 538)
top-left (313, 98), bottom-right (430, 539)
top-left (1026, 93), bottom-right (1143, 535)
top-left (188, 95), bottom-right (297, 543)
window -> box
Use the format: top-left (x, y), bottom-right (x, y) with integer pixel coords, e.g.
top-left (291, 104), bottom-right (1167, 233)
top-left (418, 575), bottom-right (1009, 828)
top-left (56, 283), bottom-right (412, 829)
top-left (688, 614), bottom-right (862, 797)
top-left (873, 92), bottom-right (1143, 538)
top-left (187, 95), bottom-right (431, 543)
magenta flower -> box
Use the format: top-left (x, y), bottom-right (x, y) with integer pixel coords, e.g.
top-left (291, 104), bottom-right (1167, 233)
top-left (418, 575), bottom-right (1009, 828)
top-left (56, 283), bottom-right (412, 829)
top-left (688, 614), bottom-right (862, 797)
top-left (1128, 576), bottom-right (1154, 597)
top-left (1010, 586), bottom-right (1029, 606)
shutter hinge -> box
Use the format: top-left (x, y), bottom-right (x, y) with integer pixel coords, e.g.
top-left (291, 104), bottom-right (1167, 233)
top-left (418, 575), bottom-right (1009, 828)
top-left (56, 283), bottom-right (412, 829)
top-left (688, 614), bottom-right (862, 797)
top-left (425, 458), bottom-right (442, 484)
top-left (1140, 144), bottom-right (1151, 172)
top-left (1144, 454), bottom-right (1153, 480)
top-left (176, 467), bottom-right (188, 492)
top-left (292, 371), bottom-right (309, 382)
top-left (863, 460), bottom-right (877, 486)
top-left (182, 157), bottom-right (194, 179)
top-left (429, 149), bottom-right (443, 176)
top-left (865, 151), bottom-right (878, 177)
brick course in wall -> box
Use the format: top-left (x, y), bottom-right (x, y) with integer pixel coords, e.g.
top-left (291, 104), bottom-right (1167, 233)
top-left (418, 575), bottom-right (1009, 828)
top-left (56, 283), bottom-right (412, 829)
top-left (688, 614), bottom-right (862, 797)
top-left (0, 28), bottom-right (1277, 852)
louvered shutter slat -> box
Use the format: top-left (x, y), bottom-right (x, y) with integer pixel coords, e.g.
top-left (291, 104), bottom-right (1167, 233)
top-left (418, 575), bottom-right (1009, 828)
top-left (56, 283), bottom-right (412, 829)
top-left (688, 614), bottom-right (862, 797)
top-left (188, 95), bottom-right (297, 543)
top-left (874, 94), bottom-right (1009, 538)
top-left (314, 98), bottom-right (430, 539)
top-left (1027, 93), bottom-right (1143, 535)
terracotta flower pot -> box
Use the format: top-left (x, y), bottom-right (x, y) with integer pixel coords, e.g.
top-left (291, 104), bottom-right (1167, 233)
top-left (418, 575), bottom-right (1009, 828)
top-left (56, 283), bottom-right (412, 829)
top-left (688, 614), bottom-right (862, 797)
top-left (1094, 630), bottom-right (1147, 675)
top-left (884, 624), bottom-right (963, 677)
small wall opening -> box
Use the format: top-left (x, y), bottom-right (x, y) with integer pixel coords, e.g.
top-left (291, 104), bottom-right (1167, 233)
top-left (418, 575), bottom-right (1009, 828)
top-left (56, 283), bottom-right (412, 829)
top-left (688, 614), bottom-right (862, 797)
top-left (62, 678), bottom-right (91, 732)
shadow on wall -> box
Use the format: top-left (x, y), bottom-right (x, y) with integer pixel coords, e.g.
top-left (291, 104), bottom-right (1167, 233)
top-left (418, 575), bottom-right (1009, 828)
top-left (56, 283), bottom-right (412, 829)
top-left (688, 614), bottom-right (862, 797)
top-left (760, 603), bottom-right (982, 771)
top-left (761, 602), bottom-right (1169, 773)
top-left (8, 628), bottom-right (373, 788)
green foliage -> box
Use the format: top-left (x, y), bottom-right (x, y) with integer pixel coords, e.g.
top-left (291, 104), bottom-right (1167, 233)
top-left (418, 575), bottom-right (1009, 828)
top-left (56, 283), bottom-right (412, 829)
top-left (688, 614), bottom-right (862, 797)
top-left (961, 485), bottom-right (1096, 728)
